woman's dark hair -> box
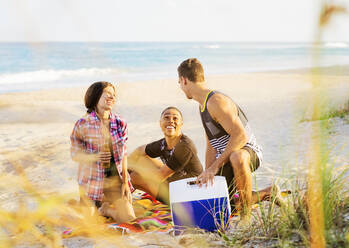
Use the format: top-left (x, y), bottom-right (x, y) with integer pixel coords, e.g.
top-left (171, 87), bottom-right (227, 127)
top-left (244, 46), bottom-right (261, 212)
top-left (84, 81), bottom-right (115, 113)
top-left (160, 106), bottom-right (183, 119)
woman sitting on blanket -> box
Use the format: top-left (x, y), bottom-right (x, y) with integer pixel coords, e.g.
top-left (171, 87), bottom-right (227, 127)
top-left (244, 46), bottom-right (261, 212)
top-left (70, 81), bottom-right (135, 223)
top-left (128, 106), bottom-right (203, 205)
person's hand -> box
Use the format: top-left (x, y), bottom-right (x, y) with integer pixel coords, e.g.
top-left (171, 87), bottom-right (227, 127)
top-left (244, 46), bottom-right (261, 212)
top-left (98, 151), bottom-right (111, 163)
top-left (121, 182), bottom-right (132, 204)
top-left (196, 164), bottom-right (219, 187)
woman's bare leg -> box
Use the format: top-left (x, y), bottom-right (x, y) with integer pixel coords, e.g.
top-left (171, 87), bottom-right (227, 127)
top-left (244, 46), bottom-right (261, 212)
top-left (98, 199), bottom-right (135, 223)
top-left (99, 176), bottom-right (136, 223)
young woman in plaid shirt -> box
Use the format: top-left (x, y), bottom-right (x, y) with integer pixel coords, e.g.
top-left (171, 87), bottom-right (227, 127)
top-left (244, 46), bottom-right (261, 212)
top-left (70, 81), bottom-right (135, 223)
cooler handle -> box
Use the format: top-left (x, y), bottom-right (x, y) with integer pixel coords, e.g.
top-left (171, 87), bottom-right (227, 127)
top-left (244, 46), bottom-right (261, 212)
top-left (187, 180), bottom-right (197, 185)
top-left (186, 180), bottom-right (200, 187)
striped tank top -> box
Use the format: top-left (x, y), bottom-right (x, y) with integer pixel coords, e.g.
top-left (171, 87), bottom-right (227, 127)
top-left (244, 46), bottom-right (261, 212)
top-left (199, 91), bottom-right (263, 164)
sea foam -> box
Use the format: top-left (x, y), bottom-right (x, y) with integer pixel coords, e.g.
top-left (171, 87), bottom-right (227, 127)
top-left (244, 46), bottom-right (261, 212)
top-left (0, 67), bottom-right (124, 85)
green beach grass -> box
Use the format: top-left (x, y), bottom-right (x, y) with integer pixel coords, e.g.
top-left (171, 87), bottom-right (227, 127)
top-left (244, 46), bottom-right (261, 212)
top-left (219, 164), bottom-right (349, 247)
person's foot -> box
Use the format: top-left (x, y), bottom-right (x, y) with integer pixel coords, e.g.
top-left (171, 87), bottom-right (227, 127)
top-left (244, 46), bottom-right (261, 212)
top-left (262, 184), bottom-right (286, 207)
top-left (97, 202), bottom-right (110, 217)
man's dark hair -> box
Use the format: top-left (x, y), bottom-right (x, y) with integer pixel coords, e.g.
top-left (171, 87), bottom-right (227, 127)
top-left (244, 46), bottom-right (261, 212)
top-left (161, 106), bottom-right (183, 119)
top-left (84, 81), bottom-right (115, 113)
top-left (177, 58), bottom-right (205, 83)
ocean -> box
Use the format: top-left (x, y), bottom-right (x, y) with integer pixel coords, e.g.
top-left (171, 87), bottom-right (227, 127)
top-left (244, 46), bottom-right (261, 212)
top-left (1, 42), bottom-right (349, 93)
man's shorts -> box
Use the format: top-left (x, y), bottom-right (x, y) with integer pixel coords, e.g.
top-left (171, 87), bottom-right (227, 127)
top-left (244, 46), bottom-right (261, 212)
top-left (216, 146), bottom-right (260, 203)
top-left (156, 147), bottom-right (261, 207)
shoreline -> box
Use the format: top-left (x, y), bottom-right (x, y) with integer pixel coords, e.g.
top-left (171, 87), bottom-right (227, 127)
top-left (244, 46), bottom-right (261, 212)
top-left (257, 64), bottom-right (349, 75)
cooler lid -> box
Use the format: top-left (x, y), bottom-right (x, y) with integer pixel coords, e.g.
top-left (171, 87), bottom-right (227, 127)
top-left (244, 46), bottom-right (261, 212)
top-left (169, 176), bottom-right (230, 203)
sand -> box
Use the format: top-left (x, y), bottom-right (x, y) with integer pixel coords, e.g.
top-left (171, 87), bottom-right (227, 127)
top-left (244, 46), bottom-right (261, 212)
top-left (0, 67), bottom-right (348, 246)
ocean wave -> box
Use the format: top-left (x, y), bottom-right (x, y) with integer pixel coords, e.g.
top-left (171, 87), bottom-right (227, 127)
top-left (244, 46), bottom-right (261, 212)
top-left (249, 44), bottom-right (313, 50)
top-left (203, 45), bottom-right (220, 49)
top-left (0, 68), bottom-right (124, 85)
top-left (324, 42), bottom-right (348, 48)
top-left (88, 47), bottom-right (147, 52)
top-left (241, 43), bottom-right (348, 50)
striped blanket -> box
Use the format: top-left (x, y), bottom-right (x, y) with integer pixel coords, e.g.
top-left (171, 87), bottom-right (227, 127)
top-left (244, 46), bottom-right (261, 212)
top-left (62, 190), bottom-right (173, 237)
top-left (62, 190), bottom-right (290, 237)
top-left (107, 190), bottom-right (173, 234)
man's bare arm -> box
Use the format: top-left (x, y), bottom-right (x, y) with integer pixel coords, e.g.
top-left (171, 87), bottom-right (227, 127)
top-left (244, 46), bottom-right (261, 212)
top-left (205, 135), bottom-right (216, 169)
top-left (206, 94), bottom-right (248, 170)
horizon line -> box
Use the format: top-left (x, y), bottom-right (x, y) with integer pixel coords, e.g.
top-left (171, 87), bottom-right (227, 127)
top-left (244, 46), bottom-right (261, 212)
top-left (0, 40), bottom-right (348, 43)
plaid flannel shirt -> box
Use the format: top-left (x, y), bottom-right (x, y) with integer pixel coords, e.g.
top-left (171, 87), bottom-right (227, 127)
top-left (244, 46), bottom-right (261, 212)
top-left (70, 111), bottom-right (134, 201)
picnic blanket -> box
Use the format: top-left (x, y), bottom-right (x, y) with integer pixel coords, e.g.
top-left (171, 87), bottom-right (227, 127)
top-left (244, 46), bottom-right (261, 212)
top-left (62, 190), bottom-right (291, 237)
top-left (62, 190), bottom-right (173, 237)
top-left (108, 190), bottom-right (173, 234)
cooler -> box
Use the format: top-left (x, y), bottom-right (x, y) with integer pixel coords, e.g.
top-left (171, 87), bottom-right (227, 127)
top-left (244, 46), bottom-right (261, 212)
top-left (169, 176), bottom-right (231, 232)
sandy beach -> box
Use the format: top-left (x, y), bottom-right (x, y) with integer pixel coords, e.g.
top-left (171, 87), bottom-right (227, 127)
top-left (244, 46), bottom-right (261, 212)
top-left (0, 67), bottom-right (348, 246)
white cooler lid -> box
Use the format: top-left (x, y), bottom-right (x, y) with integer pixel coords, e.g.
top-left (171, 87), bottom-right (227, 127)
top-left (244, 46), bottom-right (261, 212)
top-left (169, 176), bottom-right (230, 203)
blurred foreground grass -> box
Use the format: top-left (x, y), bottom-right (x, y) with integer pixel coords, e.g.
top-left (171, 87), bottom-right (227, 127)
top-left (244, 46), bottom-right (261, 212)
top-left (0, 167), bottom-right (130, 247)
top-left (222, 164), bottom-right (348, 247)
top-left (0, 159), bottom-right (347, 247)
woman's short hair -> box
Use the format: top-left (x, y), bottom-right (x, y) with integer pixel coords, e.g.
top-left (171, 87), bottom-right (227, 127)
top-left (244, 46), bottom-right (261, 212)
top-left (84, 81), bottom-right (115, 113)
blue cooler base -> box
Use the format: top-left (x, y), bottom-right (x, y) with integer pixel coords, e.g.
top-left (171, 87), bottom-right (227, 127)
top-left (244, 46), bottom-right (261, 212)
top-left (171, 197), bottom-right (230, 232)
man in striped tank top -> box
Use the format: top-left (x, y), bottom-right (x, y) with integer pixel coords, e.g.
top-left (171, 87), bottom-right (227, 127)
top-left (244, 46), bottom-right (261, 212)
top-left (177, 58), bottom-right (278, 222)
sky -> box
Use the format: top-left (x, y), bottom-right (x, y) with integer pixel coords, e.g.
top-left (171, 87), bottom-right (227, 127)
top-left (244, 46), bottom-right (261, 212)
top-left (1, 0), bottom-right (349, 42)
